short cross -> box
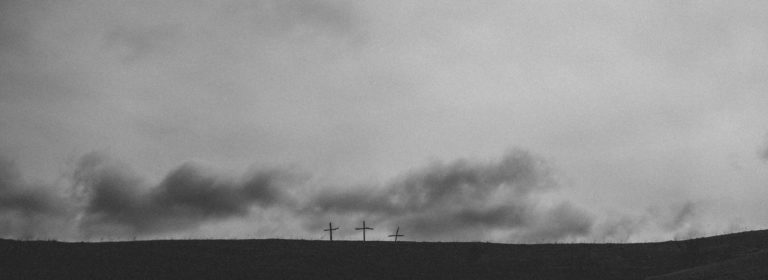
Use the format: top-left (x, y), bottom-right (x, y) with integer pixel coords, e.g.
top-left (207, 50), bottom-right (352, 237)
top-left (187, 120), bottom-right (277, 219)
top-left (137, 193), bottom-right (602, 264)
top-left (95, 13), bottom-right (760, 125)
top-left (323, 222), bottom-right (339, 241)
top-left (388, 226), bottom-right (404, 242)
top-left (355, 221), bottom-right (374, 242)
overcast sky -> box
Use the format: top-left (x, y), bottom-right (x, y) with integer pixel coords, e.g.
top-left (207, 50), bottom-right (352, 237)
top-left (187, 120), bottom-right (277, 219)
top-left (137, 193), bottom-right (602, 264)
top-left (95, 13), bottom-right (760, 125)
top-left (1, 0), bottom-right (768, 242)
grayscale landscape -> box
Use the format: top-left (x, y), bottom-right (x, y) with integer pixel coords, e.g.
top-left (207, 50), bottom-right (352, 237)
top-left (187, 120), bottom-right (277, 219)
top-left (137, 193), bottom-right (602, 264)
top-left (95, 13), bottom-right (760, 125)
top-left (1, 1), bottom-right (768, 279)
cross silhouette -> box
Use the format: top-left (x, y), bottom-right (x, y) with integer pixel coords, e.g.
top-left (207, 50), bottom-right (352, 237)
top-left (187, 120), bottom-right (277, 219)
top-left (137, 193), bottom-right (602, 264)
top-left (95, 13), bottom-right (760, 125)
top-left (388, 226), bottom-right (404, 242)
top-left (324, 222), bottom-right (339, 241)
top-left (355, 220), bottom-right (374, 242)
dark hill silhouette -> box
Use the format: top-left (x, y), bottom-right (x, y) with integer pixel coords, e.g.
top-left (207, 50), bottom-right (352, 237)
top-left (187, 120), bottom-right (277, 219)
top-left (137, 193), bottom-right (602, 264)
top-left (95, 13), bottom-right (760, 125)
top-left (647, 249), bottom-right (768, 280)
top-left (1, 229), bottom-right (768, 279)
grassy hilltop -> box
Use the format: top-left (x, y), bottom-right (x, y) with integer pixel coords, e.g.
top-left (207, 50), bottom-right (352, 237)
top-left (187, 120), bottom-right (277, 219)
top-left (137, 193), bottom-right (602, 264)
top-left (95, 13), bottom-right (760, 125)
top-left (1, 230), bottom-right (767, 280)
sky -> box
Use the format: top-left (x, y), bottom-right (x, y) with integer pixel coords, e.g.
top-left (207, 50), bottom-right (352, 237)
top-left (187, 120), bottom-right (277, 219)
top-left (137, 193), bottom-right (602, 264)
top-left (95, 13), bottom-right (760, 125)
top-left (1, 0), bottom-right (768, 242)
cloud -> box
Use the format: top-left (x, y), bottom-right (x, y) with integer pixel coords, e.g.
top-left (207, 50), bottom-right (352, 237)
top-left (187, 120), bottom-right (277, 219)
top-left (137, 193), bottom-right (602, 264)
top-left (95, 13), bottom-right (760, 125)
top-left (517, 203), bottom-right (594, 242)
top-left (0, 149), bottom-right (596, 242)
top-left (0, 157), bottom-right (71, 238)
top-left (73, 153), bottom-right (292, 236)
top-left (592, 201), bottom-right (706, 242)
top-left (0, 0), bottom-right (765, 243)
top-left (0, 160), bottom-right (59, 215)
top-left (667, 202), bottom-right (697, 230)
top-left (302, 149), bottom-right (593, 242)
top-left (0, 150), bottom-right (721, 242)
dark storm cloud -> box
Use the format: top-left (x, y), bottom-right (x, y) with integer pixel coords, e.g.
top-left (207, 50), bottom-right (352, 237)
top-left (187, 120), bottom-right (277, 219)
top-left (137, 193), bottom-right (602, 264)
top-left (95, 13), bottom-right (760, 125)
top-left (1, 149), bottom-right (592, 242)
top-left (73, 153), bottom-right (291, 236)
top-left (0, 150), bottom-right (721, 242)
top-left (69, 150), bottom-right (582, 240)
top-left (0, 158), bottom-right (70, 238)
top-left (303, 150), bottom-right (594, 242)
top-left (0, 159), bottom-right (63, 216)
top-left (310, 150), bottom-right (554, 213)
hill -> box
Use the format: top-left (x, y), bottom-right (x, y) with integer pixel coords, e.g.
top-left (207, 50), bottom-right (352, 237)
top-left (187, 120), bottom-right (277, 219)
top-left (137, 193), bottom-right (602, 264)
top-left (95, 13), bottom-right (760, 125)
top-left (1, 230), bottom-right (768, 279)
top-left (646, 249), bottom-right (768, 280)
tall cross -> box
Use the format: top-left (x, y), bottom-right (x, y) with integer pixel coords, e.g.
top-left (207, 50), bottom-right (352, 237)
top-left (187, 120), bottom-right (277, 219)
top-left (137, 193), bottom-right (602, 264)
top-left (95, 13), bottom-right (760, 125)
top-left (324, 222), bottom-right (339, 241)
top-left (355, 221), bottom-right (374, 242)
top-left (388, 226), bottom-right (404, 242)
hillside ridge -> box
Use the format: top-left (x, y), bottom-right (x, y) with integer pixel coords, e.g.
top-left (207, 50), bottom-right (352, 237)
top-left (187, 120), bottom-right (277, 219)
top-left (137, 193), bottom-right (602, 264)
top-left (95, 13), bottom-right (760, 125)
top-left (1, 229), bottom-right (767, 279)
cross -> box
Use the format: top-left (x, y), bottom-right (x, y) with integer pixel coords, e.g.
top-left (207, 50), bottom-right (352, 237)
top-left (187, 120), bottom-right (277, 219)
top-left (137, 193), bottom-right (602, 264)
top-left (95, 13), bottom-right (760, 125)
top-left (355, 220), bottom-right (374, 242)
top-left (388, 226), bottom-right (404, 242)
top-left (323, 222), bottom-right (339, 241)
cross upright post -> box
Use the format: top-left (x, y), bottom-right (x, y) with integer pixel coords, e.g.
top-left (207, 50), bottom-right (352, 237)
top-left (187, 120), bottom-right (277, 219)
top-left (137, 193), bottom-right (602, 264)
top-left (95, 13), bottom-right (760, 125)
top-left (388, 226), bottom-right (404, 242)
top-left (355, 220), bottom-right (374, 242)
top-left (324, 222), bottom-right (339, 241)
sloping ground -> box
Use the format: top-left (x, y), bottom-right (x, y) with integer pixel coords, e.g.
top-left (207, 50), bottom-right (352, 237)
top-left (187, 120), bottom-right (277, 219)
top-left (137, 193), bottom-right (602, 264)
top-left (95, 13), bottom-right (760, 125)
top-left (0, 230), bottom-right (767, 280)
top-left (646, 250), bottom-right (768, 280)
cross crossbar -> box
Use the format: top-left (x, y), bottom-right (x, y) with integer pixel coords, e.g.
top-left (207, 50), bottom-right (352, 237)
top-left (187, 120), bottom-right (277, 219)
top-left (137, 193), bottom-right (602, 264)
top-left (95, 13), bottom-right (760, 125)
top-left (323, 222), bottom-right (339, 241)
top-left (354, 220), bottom-right (374, 242)
top-left (388, 226), bottom-right (404, 242)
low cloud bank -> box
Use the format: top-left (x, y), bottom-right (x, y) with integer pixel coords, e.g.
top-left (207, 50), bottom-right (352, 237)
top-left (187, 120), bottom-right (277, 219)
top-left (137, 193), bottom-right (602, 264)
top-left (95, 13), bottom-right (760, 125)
top-left (72, 153), bottom-right (292, 237)
top-left (0, 158), bottom-right (72, 238)
top-left (305, 150), bottom-right (592, 242)
top-left (0, 150), bottom-right (715, 242)
top-left (591, 201), bottom-right (715, 242)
